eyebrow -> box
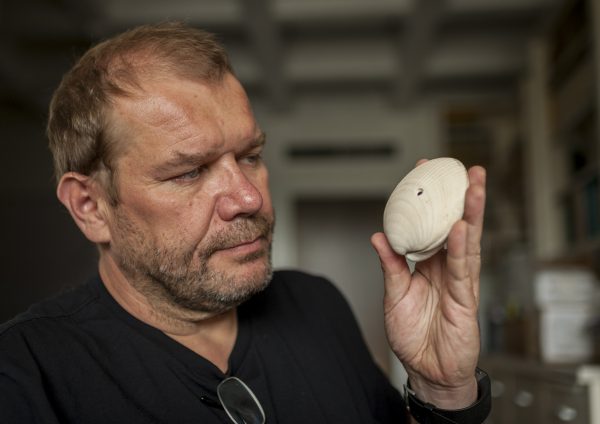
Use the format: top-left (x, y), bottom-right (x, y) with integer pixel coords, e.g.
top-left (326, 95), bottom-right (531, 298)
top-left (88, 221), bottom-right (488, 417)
top-left (152, 149), bottom-right (216, 175)
top-left (248, 131), bottom-right (267, 150)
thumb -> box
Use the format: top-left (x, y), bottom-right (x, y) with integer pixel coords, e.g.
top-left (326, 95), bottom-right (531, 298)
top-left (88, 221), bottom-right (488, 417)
top-left (371, 232), bottom-right (412, 299)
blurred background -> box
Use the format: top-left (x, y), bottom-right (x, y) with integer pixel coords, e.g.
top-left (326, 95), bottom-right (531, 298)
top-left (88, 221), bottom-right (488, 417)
top-left (1, 0), bottom-right (600, 422)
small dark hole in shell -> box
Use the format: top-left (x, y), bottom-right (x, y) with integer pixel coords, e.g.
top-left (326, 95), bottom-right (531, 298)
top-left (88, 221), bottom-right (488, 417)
top-left (417, 188), bottom-right (424, 196)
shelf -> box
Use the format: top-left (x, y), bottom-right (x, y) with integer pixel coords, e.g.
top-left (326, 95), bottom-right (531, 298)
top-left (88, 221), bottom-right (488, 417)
top-left (559, 170), bottom-right (600, 249)
top-left (549, 56), bottom-right (596, 139)
top-left (545, 0), bottom-right (600, 261)
top-left (548, 0), bottom-right (591, 88)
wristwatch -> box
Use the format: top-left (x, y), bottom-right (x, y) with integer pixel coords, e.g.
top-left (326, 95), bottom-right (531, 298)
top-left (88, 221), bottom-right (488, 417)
top-left (404, 367), bottom-right (491, 424)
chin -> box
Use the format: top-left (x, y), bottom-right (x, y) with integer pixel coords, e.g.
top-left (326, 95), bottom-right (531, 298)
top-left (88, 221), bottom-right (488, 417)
top-left (213, 244), bottom-right (272, 280)
top-left (194, 255), bottom-right (273, 312)
top-left (227, 259), bottom-right (273, 294)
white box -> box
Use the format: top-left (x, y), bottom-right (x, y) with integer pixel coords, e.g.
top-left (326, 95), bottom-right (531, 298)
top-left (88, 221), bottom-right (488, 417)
top-left (534, 268), bottom-right (599, 306)
top-left (540, 304), bottom-right (598, 363)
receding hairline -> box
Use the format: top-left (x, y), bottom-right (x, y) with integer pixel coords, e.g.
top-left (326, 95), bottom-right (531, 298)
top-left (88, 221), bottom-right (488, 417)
top-left (100, 69), bottom-right (248, 159)
top-left (99, 46), bottom-right (232, 103)
top-left (101, 26), bottom-right (236, 148)
top-left (47, 21), bottom-right (234, 188)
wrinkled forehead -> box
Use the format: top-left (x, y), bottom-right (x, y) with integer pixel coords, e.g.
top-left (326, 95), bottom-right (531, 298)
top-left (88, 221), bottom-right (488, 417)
top-left (103, 73), bottom-right (256, 160)
top-left (113, 71), bottom-right (247, 116)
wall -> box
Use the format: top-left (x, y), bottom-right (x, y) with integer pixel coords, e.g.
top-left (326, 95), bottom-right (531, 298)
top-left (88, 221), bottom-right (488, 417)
top-left (0, 107), bottom-right (98, 322)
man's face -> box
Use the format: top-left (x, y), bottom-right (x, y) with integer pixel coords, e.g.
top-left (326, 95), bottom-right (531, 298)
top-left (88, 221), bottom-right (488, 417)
top-left (103, 74), bottom-right (274, 314)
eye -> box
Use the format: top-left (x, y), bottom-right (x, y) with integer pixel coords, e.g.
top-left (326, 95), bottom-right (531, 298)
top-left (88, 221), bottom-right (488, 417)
top-left (173, 166), bottom-right (206, 182)
top-left (240, 152), bottom-right (263, 166)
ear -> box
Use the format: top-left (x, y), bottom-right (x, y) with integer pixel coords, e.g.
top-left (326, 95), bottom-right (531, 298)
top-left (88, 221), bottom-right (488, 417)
top-left (56, 172), bottom-right (112, 244)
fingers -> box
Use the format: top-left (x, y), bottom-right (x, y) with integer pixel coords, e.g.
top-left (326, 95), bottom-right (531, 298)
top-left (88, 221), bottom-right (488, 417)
top-left (445, 220), bottom-right (477, 310)
top-left (464, 166), bottom-right (486, 238)
top-left (444, 166), bottom-right (486, 309)
top-left (463, 166), bottom-right (486, 297)
top-left (379, 161), bottom-right (485, 311)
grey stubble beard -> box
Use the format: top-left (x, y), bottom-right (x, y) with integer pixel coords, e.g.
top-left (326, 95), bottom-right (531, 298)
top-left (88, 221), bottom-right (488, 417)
top-left (110, 210), bottom-right (275, 315)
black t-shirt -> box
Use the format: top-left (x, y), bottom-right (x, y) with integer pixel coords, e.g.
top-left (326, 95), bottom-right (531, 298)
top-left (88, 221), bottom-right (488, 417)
top-left (0, 270), bottom-right (406, 423)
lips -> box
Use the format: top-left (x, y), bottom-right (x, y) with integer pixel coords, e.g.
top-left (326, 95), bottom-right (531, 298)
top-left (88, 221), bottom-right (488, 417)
top-left (232, 237), bottom-right (261, 248)
top-left (202, 215), bottom-right (274, 258)
top-left (224, 234), bottom-right (260, 248)
top-left (216, 236), bottom-right (267, 259)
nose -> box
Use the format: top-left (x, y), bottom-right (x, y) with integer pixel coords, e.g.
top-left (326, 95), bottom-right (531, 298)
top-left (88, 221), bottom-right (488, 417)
top-left (216, 163), bottom-right (264, 221)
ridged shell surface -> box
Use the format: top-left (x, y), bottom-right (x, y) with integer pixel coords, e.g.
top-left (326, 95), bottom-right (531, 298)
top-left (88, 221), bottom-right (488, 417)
top-left (383, 158), bottom-right (468, 261)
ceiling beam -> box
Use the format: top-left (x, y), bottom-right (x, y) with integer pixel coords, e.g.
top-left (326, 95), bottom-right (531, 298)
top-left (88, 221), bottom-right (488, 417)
top-left (242, 0), bottom-right (288, 110)
top-left (394, 0), bottom-right (446, 106)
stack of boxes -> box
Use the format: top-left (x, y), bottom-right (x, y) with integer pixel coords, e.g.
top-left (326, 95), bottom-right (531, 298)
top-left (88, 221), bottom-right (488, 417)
top-left (534, 268), bottom-right (600, 363)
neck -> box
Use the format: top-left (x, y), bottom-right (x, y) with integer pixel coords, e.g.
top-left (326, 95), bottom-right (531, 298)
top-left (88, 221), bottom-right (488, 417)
top-left (98, 252), bottom-right (238, 373)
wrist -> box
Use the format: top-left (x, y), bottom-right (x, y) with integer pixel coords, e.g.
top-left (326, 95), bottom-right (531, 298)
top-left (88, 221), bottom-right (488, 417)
top-left (404, 368), bottom-right (491, 424)
top-left (407, 375), bottom-right (477, 409)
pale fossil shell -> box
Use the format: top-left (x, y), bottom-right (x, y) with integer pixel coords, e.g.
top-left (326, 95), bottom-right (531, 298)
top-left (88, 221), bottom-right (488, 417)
top-left (383, 157), bottom-right (469, 262)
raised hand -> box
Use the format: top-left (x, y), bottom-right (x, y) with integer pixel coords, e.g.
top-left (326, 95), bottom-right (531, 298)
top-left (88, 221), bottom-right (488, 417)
top-left (371, 164), bottom-right (486, 408)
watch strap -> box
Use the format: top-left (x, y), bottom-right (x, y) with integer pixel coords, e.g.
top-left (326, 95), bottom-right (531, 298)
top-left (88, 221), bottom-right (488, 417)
top-left (404, 367), bottom-right (491, 424)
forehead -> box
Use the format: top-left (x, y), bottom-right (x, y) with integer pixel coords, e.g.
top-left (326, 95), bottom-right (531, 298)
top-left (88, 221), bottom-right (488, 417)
top-left (106, 74), bottom-right (258, 159)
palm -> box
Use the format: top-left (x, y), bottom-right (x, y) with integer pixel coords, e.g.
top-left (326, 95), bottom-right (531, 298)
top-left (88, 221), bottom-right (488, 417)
top-left (384, 252), bottom-right (479, 386)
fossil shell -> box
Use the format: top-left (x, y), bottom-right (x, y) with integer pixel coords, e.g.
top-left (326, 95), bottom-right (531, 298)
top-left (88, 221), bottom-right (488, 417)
top-left (383, 158), bottom-right (469, 262)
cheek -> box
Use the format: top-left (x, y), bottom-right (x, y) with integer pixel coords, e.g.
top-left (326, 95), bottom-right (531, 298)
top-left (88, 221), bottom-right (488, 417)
top-left (121, 190), bottom-right (215, 243)
top-left (257, 173), bottom-right (273, 214)
top-left (182, 198), bottom-right (215, 238)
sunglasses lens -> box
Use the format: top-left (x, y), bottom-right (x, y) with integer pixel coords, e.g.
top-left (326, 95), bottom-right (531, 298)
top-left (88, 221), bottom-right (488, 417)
top-left (217, 377), bottom-right (265, 424)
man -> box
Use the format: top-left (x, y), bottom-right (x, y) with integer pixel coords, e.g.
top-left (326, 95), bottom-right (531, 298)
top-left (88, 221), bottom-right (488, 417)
top-left (0, 22), bottom-right (490, 423)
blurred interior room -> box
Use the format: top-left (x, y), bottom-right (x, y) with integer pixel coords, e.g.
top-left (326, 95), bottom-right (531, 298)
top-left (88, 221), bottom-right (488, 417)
top-left (1, 0), bottom-right (599, 422)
